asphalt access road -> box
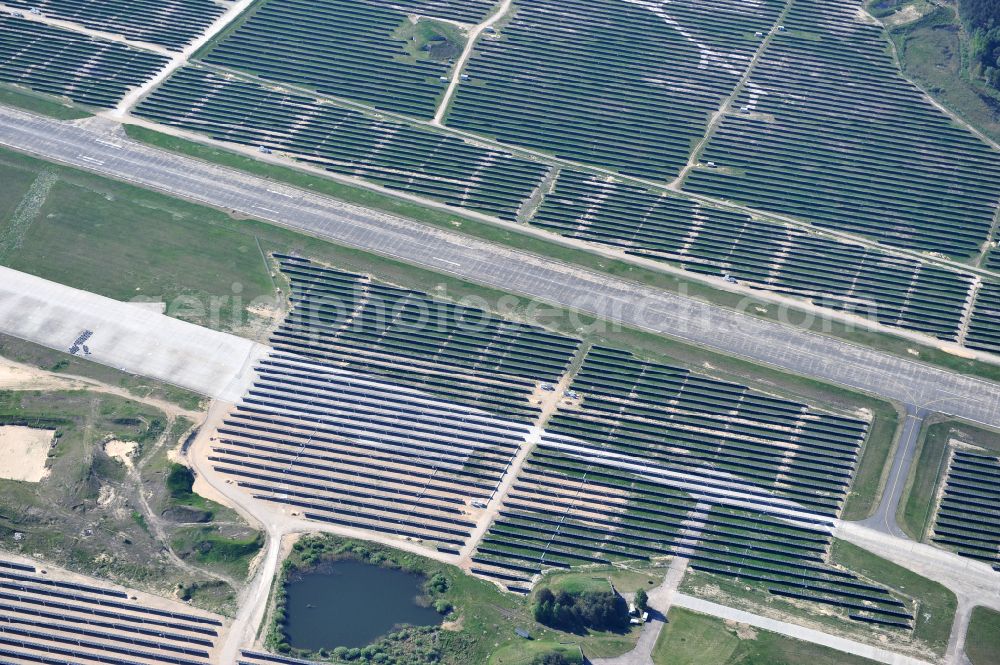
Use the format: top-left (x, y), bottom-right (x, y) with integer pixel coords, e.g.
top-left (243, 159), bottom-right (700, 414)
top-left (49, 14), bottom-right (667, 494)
top-left (2, 106), bottom-right (1000, 428)
top-left (859, 405), bottom-right (927, 538)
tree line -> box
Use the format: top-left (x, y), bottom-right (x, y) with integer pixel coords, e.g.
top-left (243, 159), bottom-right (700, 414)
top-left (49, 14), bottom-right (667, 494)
top-left (960, 0), bottom-right (1000, 89)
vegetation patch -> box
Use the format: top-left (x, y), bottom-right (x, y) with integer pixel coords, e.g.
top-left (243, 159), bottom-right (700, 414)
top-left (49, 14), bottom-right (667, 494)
top-left (532, 587), bottom-right (629, 634)
top-left (0, 390), bottom-right (176, 591)
top-left (966, 606), bottom-right (1000, 665)
top-left (0, 83), bottom-right (91, 120)
top-left (172, 526), bottom-right (263, 579)
top-left (960, 0), bottom-right (1000, 89)
top-left (880, 1), bottom-right (1000, 147)
top-left (651, 607), bottom-right (879, 665)
top-left (396, 17), bottom-right (466, 63)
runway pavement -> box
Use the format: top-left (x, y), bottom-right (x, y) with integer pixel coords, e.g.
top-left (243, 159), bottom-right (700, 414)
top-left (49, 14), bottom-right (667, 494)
top-left (0, 266), bottom-right (266, 401)
top-left (2, 106), bottom-right (1000, 427)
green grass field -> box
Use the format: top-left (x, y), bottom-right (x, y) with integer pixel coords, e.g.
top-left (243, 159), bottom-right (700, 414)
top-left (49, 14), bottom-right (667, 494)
top-left (171, 527), bottom-right (263, 580)
top-left (543, 563), bottom-right (669, 595)
top-left (0, 148), bottom-right (275, 335)
top-left (651, 608), bottom-right (878, 665)
top-left (0, 84), bottom-right (91, 120)
top-left (966, 606), bottom-right (1000, 665)
top-left (395, 17), bottom-right (466, 63)
top-left (898, 419), bottom-right (1000, 540)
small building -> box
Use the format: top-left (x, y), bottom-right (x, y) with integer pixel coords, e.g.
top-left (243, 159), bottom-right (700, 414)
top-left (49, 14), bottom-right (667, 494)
top-left (515, 628), bottom-right (530, 639)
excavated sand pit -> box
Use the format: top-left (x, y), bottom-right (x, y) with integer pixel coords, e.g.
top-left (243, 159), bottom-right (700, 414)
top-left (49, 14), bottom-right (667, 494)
top-left (0, 426), bottom-right (54, 482)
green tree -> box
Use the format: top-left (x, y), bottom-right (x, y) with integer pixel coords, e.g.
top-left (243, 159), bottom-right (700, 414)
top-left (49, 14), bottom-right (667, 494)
top-left (531, 653), bottom-right (573, 665)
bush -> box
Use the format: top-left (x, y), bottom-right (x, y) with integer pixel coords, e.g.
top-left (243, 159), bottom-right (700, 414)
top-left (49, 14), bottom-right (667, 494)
top-left (531, 653), bottom-right (574, 665)
top-left (166, 463), bottom-right (195, 499)
top-left (634, 589), bottom-right (648, 612)
top-left (426, 572), bottom-right (449, 594)
top-left (533, 587), bottom-right (629, 632)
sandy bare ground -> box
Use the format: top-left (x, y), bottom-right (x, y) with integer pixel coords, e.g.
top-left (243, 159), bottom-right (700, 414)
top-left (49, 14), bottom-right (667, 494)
top-left (0, 356), bottom-right (204, 420)
top-left (0, 426), bottom-right (53, 482)
top-left (104, 439), bottom-right (138, 469)
top-left (884, 4), bottom-right (929, 28)
top-left (0, 359), bottom-right (85, 392)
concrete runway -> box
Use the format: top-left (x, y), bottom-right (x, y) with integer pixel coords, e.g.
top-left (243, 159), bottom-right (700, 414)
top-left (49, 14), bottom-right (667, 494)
top-left (2, 106), bottom-right (1000, 427)
top-left (0, 266), bottom-right (267, 400)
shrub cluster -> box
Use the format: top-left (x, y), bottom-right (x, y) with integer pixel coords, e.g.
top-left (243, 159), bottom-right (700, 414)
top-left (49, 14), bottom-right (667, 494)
top-left (960, 0), bottom-right (1000, 88)
top-left (532, 588), bottom-right (629, 632)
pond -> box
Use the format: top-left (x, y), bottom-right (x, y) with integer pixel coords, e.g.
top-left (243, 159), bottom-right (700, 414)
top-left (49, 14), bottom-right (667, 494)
top-left (282, 559), bottom-right (443, 650)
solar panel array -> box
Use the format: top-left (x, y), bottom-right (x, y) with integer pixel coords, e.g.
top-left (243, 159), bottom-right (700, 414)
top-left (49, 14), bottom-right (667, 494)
top-left (240, 650), bottom-right (318, 665)
top-left (532, 170), bottom-right (976, 341)
top-left (0, 15), bottom-right (169, 108)
top-left (365, 0), bottom-right (495, 24)
top-left (472, 347), bottom-right (914, 629)
top-left (931, 450), bottom-right (1000, 572)
top-left (446, 0), bottom-right (785, 180)
top-left (200, 0), bottom-right (453, 118)
top-left (0, 558), bottom-right (224, 665)
top-left (683, 0), bottom-right (1000, 258)
top-left (2, 0), bottom-right (225, 50)
top-left (966, 283), bottom-right (1000, 355)
top-left (133, 67), bottom-right (549, 221)
top-left (209, 255), bottom-right (579, 553)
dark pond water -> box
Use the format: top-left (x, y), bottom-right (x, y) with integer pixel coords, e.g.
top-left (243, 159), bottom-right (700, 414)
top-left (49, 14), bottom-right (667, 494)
top-left (283, 560), bottom-right (442, 650)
